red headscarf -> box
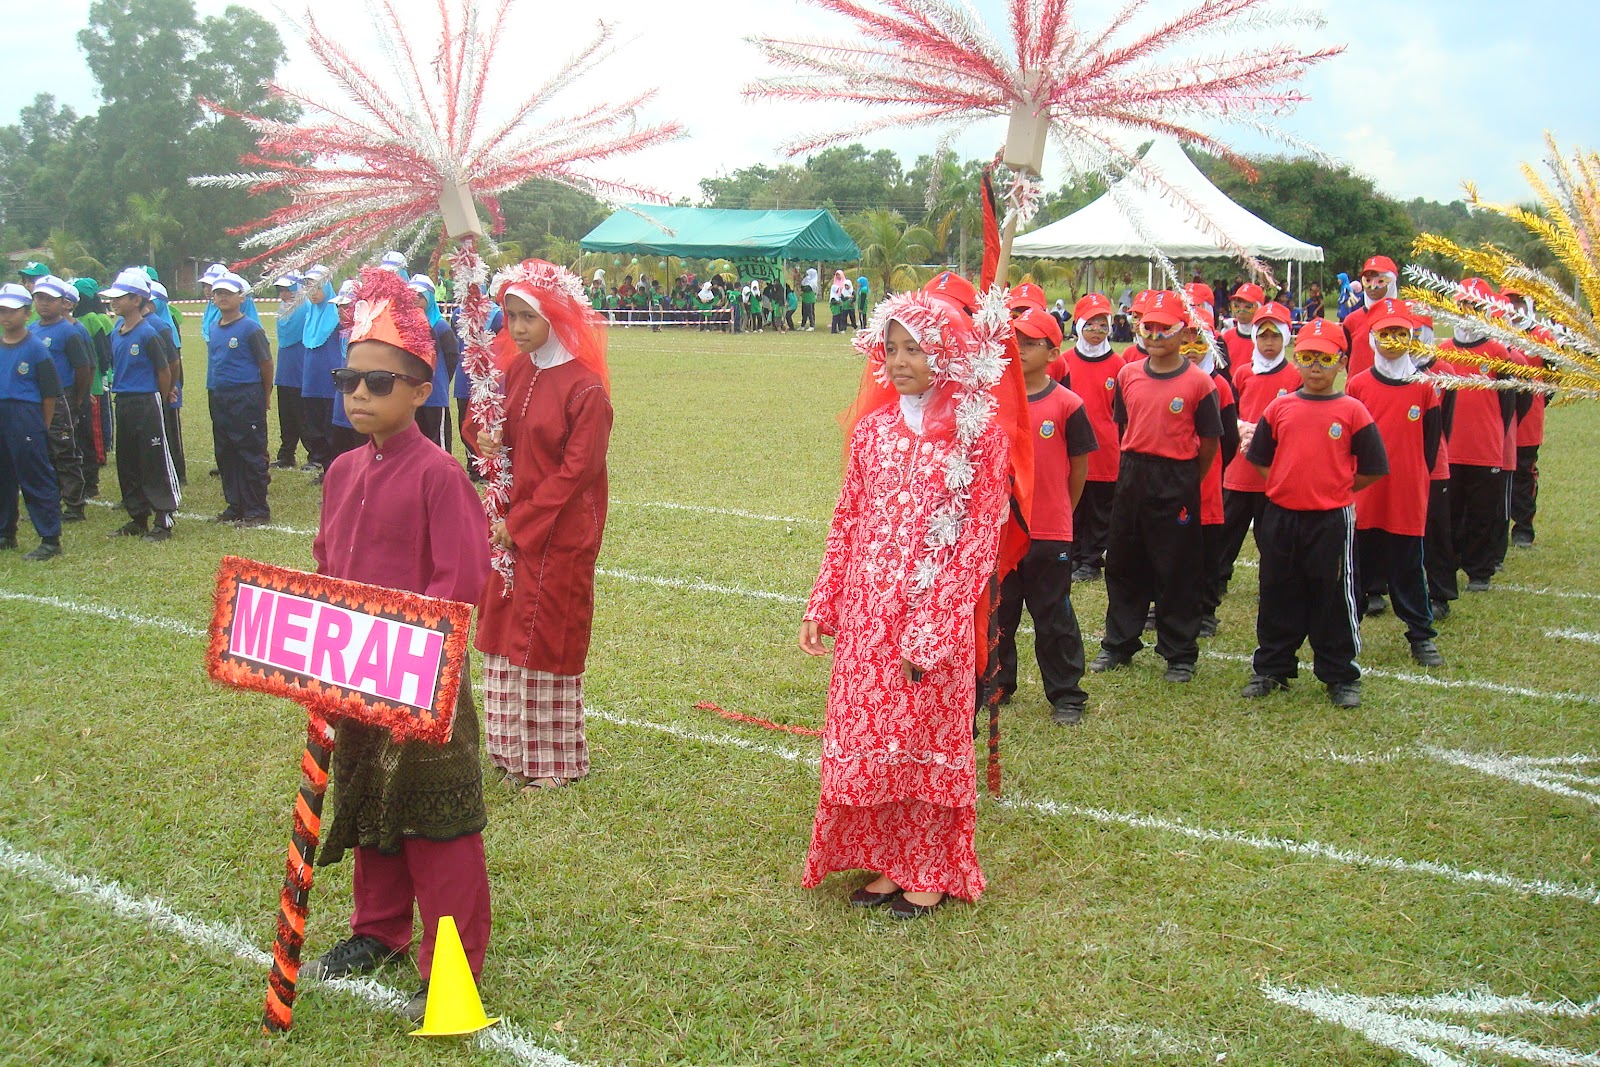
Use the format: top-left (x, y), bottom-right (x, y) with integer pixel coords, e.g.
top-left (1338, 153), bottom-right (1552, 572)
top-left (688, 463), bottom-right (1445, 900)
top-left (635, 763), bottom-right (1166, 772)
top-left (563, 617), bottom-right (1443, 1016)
top-left (490, 259), bottom-right (610, 393)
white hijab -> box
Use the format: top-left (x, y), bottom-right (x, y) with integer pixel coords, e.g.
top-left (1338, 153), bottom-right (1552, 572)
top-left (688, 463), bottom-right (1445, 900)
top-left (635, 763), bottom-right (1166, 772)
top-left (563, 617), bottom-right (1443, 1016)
top-left (1075, 317), bottom-right (1111, 358)
top-left (1250, 324), bottom-right (1287, 375)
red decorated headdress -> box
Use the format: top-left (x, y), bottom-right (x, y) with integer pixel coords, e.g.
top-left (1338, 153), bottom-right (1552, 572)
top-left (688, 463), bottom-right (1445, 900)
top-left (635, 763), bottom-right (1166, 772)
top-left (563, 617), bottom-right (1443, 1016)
top-left (490, 259), bottom-right (610, 394)
top-left (349, 267), bottom-right (437, 370)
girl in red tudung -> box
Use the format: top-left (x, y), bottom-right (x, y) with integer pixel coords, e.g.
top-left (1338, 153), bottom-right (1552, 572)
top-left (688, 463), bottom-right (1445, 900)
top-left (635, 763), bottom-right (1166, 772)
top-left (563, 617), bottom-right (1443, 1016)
top-left (474, 260), bottom-right (612, 791)
top-left (798, 285), bottom-right (1016, 918)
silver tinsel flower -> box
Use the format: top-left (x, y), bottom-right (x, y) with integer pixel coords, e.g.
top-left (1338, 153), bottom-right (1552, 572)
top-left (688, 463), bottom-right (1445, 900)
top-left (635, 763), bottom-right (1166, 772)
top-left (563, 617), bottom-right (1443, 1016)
top-left (955, 392), bottom-right (997, 441)
top-left (926, 507), bottom-right (963, 548)
top-left (912, 557), bottom-right (941, 590)
top-left (944, 450), bottom-right (975, 492)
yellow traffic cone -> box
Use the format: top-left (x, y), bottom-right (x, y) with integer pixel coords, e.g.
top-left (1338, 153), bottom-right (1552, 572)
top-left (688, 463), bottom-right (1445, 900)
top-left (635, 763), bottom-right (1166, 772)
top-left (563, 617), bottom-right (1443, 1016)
top-left (410, 915), bottom-right (498, 1037)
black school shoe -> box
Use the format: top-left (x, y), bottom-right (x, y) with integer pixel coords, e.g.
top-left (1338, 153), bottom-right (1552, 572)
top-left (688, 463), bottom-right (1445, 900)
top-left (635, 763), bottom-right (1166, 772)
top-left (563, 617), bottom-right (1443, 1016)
top-left (1466, 577), bottom-right (1492, 593)
top-left (403, 981), bottom-right (430, 1024)
top-left (1163, 662), bottom-right (1196, 683)
top-left (142, 527), bottom-right (172, 543)
top-left (22, 541), bottom-right (62, 562)
top-left (1071, 565), bottom-right (1101, 583)
top-left (888, 894), bottom-right (948, 920)
top-left (1410, 639), bottom-right (1445, 667)
top-left (1240, 675), bottom-right (1288, 698)
top-left (1326, 681), bottom-right (1362, 708)
top-left (0, 537), bottom-right (16, 550)
top-left (301, 934), bottom-right (406, 981)
top-left (1089, 650), bottom-right (1132, 672)
top-left (110, 520), bottom-right (147, 538)
top-left (1198, 614), bottom-right (1219, 638)
top-left (849, 885), bottom-right (902, 908)
top-left (1364, 594), bottom-right (1388, 617)
top-left (1431, 599), bottom-right (1451, 621)
top-left (1050, 702), bottom-right (1085, 726)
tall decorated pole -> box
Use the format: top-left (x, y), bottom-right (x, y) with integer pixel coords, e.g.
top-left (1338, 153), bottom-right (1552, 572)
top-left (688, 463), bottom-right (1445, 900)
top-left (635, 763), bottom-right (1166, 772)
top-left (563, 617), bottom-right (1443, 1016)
top-left (193, 2), bottom-right (681, 585)
top-left (263, 711), bottom-right (336, 1033)
top-left (750, 0), bottom-right (1344, 295)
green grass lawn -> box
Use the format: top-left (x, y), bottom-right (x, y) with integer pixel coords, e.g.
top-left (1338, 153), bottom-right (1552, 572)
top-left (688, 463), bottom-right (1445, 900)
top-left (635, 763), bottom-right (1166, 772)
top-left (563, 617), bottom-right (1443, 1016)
top-left (1, 325), bottom-right (1598, 1066)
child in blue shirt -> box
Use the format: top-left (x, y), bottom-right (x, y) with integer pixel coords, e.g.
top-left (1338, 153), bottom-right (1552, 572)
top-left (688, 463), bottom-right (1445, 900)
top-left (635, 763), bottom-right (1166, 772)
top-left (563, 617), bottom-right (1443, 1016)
top-left (0, 283), bottom-right (64, 559)
top-left (205, 273), bottom-right (274, 525)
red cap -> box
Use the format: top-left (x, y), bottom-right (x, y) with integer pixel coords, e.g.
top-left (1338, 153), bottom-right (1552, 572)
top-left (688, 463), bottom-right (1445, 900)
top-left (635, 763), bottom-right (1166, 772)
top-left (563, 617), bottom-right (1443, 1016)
top-left (1254, 301), bottom-right (1292, 327)
top-left (1458, 277), bottom-right (1496, 302)
top-left (1129, 289), bottom-right (1157, 315)
top-left (1008, 282), bottom-right (1047, 311)
top-left (924, 270), bottom-right (977, 312)
top-left (1073, 293), bottom-right (1113, 321)
top-left (1184, 282), bottom-right (1214, 309)
top-left (1295, 317), bottom-right (1349, 355)
top-left (1231, 283), bottom-right (1265, 305)
top-left (1012, 305), bottom-right (1063, 347)
top-left (1367, 298), bottom-right (1416, 333)
top-left (1362, 255), bottom-right (1399, 277)
top-left (1138, 290), bottom-right (1187, 328)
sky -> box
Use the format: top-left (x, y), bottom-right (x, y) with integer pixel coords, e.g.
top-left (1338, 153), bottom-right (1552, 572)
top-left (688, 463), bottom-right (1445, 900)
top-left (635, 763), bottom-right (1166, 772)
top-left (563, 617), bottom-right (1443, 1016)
top-left (6, 0), bottom-right (1597, 209)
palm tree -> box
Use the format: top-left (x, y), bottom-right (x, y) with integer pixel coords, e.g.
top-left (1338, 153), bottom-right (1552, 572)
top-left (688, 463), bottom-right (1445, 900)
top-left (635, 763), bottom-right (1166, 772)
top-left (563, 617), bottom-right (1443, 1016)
top-left (44, 230), bottom-right (105, 279)
top-left (846, 209), bottom-right (936, 298)
top-left (117, 190), bottom-right (181, 265)
top-left (923, 157), bottom-right (987, 275)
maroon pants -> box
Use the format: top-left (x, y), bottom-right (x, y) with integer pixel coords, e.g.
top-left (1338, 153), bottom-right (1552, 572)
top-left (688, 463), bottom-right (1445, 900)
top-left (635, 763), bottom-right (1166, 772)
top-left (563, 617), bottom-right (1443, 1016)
top-left (351, 833), bottom-right (491, 979)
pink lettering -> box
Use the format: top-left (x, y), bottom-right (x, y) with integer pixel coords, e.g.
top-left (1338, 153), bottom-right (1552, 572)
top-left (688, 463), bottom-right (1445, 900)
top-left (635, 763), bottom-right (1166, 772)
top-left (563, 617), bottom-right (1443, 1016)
top-left (307, 606), bottom-right (353, 684)
top-left (268, 596), bottom-right (313, 673)
top-left (387, 627), bottom-right (443, 707)
top-left (348, 620), bottom-right (391, 694)
top-left (231, 586), bottom-right (275, 659)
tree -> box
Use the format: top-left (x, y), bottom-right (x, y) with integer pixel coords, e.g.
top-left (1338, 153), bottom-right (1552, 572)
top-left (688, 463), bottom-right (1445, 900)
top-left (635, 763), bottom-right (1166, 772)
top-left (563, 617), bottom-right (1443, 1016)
top-left (118, 190), bottom-right (181, 263)
top-left (845, 209), bottom-right (936, 296)
top-left (44, 230), bottom-right (105, 277)
top-left (1188, 149), bottom-right (1416, 277)
top-left (915, 155), bottom-right (986, 274)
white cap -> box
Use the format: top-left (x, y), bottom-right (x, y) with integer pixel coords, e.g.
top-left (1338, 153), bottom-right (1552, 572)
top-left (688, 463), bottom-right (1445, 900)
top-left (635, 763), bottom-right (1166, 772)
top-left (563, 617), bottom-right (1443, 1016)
top-left (199, 263), bottom-right (227, 284)
top-left (0, 282), bottom-right (33, 309)
top-left (379, 250), bottom-right (408, 272)
top-left (274, 271), bottom-right (301, 289)
top-left (303, 263), bottom-right (331, 281)
top-left (150, 281), bottom-right (169, 299)
top-left (331, 279), bottom-right (358, 305)
top-left (32, 275), bottom-right (75, 300)
top-left (408, 274), bottom-right (436, 294)
top-left (210, 272), bottom-right (249, 294)
top-left (100, 268), bottom-right (153, 299)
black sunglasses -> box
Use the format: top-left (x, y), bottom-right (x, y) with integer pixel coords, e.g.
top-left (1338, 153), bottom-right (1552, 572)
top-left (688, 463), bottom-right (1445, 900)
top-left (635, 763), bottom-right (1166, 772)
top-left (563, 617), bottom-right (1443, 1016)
top-left (330, 367), bottom-right (428, 396)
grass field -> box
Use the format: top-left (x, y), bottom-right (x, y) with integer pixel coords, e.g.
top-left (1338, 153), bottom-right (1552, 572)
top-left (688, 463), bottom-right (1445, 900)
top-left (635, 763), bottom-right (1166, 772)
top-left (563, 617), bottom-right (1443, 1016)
top-left (2, 324), bottom-right (1598, 1067)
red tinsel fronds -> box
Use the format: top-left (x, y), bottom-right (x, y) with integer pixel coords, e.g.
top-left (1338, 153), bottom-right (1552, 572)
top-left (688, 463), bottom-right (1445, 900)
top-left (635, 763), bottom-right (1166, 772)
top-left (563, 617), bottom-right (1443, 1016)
top-left (694, 701), bottom-right (823, 738)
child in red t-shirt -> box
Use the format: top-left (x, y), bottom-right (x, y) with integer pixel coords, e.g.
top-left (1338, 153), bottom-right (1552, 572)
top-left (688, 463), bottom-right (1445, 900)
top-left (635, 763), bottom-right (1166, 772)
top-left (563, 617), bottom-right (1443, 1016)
top-left (1216, 302), bottom-right (1300, 598)
top-left (1181, 315), bottom-right (1238, 638)
top-left (1347, 301), bottom-right (1444, 667)
top-left (1438, 279), bottom-right (1516, 592)
top-left (1060, 293), bottom-right (1124, 581)
top-left (1242, 318), bottom-right (1388, 708)
top-left (1092, 292), bottom-right (1223, 683)
top-left (994, 307), bottom-right (1099, 724)
top-left (1218, 282), bottom-right (1264, 370)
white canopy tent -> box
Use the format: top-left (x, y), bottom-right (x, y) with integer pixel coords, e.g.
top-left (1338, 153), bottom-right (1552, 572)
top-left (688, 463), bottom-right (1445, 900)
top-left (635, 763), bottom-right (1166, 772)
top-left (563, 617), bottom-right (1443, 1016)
top-left (1012, 136), bottom-right (1323, 296)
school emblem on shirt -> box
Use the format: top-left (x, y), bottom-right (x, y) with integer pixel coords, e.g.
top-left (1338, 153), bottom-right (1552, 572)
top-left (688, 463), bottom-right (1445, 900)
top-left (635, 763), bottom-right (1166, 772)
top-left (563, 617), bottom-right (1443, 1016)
top-left (17, 361), bottom-right (29, 375)
top-left (1169, 397), bottom-right (1185, 413)
top-left (1104, 377), bottom-right (1115, 391)
top-left (1039, 420), bottom-right (1057, 439)
top-left (228, 336), bottom-right (239, 349)
top-left (1328, 422), bottom-right (1344, 439)
top-left (41, 337), bottom-right (52, 348)
top-left (1278, 388), bottom-right (1289, 396)
top-left (130, 344), bottom-right (140, 355)
top-left (1407, 404), bottom-right (1422, 421)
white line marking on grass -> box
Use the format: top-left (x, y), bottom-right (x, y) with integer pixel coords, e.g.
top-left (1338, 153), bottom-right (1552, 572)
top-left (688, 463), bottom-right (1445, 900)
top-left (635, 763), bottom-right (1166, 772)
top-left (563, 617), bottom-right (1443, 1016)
top-left (587, 712), bottom-right (1600, 907)
top-left (14, 590), bottom-right (1596, 908)
top-left (1503, 583), bottom-right (1600, 602)
top-left (84, 498), bottom-right (315, 536)
top-left (0, 589), bottom-right (206, 638)
top-left (1418, 748), bottom-right (1600, 809)
top-left (1001, 796), bottom-right (1600, 906)
top-left (1202, 650), bottom-right (1600, 705)
top-left (595, 567), bottom-right (807, 604)
top-left (1548, 628), bottom-right (1600, 644)
top-left (0, 838), bottom-right (585, 1067)
top-left (612, 500), bottom-right (823, 525)
top-left (1263, 983), bottom-right (1600, 1067)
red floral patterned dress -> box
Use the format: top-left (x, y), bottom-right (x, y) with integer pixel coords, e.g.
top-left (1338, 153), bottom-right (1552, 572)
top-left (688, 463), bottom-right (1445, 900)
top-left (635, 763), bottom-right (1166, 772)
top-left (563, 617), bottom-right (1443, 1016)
top-left (801, 406), bottom-right (1010, 900)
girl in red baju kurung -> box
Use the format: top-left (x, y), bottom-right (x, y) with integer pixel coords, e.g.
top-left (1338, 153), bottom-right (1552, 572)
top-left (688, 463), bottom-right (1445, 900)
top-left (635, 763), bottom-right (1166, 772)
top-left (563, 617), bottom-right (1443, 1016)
top-left (474, 260), bottom-right (612, 791)
top-left (799, 288), bottom-right (1014, 917)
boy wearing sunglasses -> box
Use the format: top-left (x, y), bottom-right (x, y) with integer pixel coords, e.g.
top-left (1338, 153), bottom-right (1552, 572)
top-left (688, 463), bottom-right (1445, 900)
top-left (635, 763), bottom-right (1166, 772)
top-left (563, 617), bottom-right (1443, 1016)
top-left (204, 273), bottom-right (273, 526)
top-left (1241, 318), bottom-right (1389, 708)
top-left (305, 267), bottom-right (492, 1025)
top-left (1092, 291), bottom-right (1223, 683)
top-left (1346, 300), bottom-right (1445, 666)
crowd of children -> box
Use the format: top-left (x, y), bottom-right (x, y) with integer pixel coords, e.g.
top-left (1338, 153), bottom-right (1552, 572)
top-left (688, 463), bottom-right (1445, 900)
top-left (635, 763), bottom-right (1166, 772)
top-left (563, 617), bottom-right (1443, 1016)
top-left (0, 246), bottom-right (1564, 1004)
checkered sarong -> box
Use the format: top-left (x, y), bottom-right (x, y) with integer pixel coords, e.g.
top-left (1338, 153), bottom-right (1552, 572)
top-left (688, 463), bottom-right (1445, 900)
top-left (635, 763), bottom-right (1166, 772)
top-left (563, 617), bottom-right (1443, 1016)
top-left (482, 655), bottom-right (588, 780)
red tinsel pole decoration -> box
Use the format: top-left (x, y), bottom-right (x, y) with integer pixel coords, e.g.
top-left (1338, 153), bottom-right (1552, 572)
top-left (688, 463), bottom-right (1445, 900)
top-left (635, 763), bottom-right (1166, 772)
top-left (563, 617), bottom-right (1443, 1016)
top-left (447, 236), bottom-right (514, 586)
top-left (262, 712), bottom-right (335, 1034)
top-left (694, 700), bottom-right (824, 738)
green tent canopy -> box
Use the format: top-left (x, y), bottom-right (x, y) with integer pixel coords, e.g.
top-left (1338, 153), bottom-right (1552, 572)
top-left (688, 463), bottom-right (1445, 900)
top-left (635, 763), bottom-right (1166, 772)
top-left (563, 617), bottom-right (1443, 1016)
top-left (579, 206), bottom-right (860, 261)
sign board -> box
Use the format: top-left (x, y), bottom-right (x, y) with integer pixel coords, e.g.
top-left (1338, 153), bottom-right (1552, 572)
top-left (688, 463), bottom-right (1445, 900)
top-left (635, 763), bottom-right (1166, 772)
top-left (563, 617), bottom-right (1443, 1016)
top-left (207, 556), bottom-right (471, 745)
top-left (733, 256), bottom-right (783, 282)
